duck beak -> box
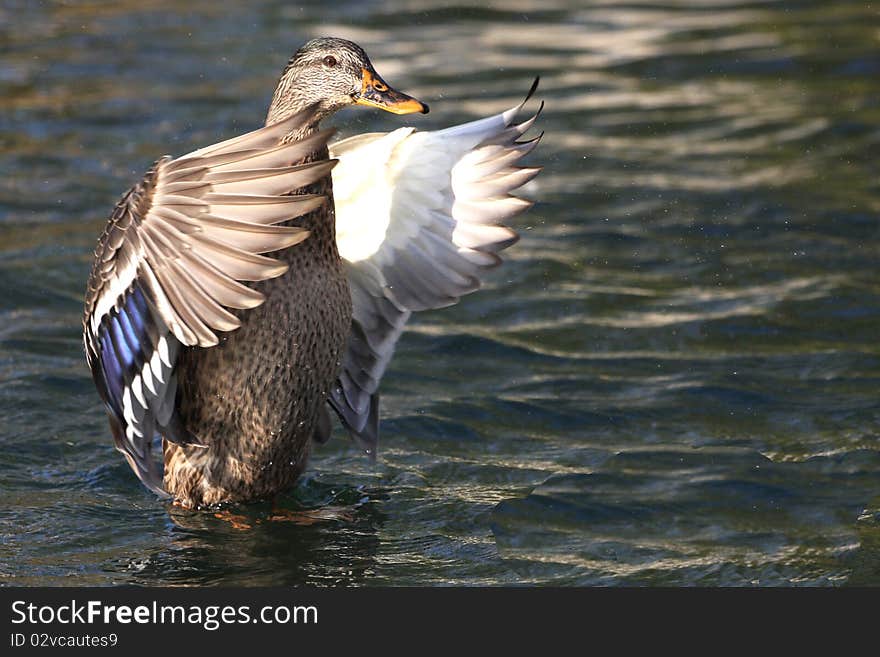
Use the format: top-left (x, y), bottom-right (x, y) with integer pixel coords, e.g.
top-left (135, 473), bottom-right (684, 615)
top-left (354, 68), bottom-right (429, 115)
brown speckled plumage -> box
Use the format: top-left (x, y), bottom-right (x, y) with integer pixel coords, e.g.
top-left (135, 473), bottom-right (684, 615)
top-left (166, 142), bottom-right (352, 506)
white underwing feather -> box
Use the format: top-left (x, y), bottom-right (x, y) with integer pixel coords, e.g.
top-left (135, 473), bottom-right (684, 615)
top-left (329, 80), bottom-right (542, 450)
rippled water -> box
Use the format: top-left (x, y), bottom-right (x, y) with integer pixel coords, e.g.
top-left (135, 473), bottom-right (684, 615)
top-left (2, 0), bottom-right (879, 586)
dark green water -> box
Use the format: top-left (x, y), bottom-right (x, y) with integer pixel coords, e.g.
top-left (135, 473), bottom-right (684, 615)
top-left (1, 0), bottom-right (879, 586)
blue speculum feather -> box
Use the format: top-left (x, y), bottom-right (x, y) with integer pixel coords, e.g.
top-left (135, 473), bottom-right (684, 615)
top-left (126, 287), bottom-right (148, 336)
top-left (129, 284), bottom-right (159, 348)
top-left (117, 305), bottom-right (141, 358)
top-left (99, 327), bottom-right (124, 415)
top-left (93, 286), bottom-right (161, 428)
top-left (109, 315), bottom-right (134, 369)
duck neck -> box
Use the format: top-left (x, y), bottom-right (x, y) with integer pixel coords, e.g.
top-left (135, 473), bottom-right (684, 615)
top-left (266, 107), bottom-right (323, 141)
top-left (265, 73), bottom-right (334, 134)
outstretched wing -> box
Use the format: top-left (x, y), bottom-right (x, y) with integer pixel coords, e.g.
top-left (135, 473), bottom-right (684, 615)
top-left (83, 107), bottom-right (336, 495)
top-left (329, 80), bottom-right (542, 454)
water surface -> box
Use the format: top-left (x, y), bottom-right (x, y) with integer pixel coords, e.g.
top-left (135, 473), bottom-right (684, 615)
top-left (1, 0), bottom-right (879, 586)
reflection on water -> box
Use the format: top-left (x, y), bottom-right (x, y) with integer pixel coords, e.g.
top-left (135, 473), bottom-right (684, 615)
top-left (1, 0), bottom-right (879, 586)
top-left (115, 483), bottom-right (386, 587)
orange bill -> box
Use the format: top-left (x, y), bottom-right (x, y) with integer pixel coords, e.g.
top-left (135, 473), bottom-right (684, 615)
top-left (354, 68), bottom-right (429, 115)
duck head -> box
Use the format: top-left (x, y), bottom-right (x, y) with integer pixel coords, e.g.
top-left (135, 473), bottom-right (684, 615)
top-left (266, 37), bottom-right (429, 126)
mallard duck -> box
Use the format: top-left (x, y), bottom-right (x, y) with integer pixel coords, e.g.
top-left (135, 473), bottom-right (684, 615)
top-left (83, 37), bottom-right (542, 508)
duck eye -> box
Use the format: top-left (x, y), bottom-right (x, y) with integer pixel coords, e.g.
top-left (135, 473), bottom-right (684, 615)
top-left (323, 55), bottom-right (337, 67)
